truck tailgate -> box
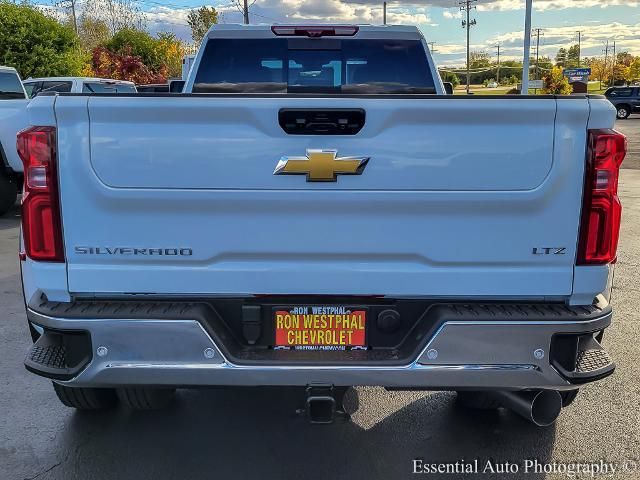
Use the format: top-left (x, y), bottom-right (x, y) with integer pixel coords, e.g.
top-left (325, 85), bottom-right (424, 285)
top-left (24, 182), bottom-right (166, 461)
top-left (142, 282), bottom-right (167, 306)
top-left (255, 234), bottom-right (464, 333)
top-left (55, 96), bottom-right (589, 298)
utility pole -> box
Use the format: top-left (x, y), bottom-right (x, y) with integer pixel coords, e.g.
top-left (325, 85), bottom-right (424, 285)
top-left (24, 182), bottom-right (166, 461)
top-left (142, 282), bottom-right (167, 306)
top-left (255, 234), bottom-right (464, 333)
top-left (521, 0), bottom-right (533, 94)
top-left (383, 2), bottom-right (387, 25)
top-left (576, 31), bottom-right (582, 67)
top-left (243, 0), bottom-right (250, 25)
top-left (495, 43), bottom-right (501, 84)
top-left (532, 29), bottom-right (543, 80)
top-left (603, 40), bottom-right (609, 90)
top-left (428, 42), bottom-right (437, 53)
top-left (460, 0), bottom-right (477, 95)
top-left (611, 41), bottom-right (616, 86)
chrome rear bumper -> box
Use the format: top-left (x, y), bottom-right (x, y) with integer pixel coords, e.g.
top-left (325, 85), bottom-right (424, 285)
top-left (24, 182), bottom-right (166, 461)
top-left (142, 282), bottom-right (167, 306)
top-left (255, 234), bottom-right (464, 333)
top-left (26, 305), bottom-right (614, 391)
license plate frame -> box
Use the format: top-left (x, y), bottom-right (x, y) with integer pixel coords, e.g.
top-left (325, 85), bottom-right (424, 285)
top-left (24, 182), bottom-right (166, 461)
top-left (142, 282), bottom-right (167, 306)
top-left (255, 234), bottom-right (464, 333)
top-left (273, 306), bottom-right (367, 351)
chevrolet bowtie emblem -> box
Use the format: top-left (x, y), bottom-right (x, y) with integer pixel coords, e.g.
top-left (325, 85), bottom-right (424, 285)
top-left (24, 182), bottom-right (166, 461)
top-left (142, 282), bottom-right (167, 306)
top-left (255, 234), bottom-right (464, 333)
top-left (274, 149), bottom-right (370, 182)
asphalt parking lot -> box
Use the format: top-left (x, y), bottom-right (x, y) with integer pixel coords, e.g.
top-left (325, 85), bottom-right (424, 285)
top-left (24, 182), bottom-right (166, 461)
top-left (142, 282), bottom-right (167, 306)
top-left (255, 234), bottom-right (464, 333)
top-left (0, 117), bottom-right (639, 480)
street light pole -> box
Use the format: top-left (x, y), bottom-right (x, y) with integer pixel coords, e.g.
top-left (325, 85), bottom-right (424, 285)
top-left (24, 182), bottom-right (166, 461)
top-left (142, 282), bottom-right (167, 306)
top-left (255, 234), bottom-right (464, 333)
top-left (383, 2), bottom-right (387, 25)
top-left (521, 0), bottom-right (533, 94)
top-left (495, 43), bottom-right (501, 84)
top-left (576, 31), bottom-right (582, 67)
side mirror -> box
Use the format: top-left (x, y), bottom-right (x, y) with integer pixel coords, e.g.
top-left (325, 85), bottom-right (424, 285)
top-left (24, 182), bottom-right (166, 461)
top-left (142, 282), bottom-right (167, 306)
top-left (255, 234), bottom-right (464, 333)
top-left (443, 82), bottom-right (454, 95)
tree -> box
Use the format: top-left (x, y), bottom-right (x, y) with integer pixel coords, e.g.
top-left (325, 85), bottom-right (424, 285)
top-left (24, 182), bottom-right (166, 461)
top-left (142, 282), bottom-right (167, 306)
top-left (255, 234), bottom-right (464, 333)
top-left (94, 29), bottom-right (186, 82)
top-left (555, 48), bottom-right (567, 67)
top-left (105, 28), bottom-right (164, 72)
top-left (612, 63), bottom-right (630, 85)
top-left (588, 57), bottom-right (609, 85)
top-left (439, 71), bottom-right (460, 88)
top-left (542, 66), bottom-right (573, 95)
top-left (469, 51), bottom-right (491, 69)
top-left (617, 51), bottom-right (634, 67)
top-left (91, 46), bottom-right (164, 84)
top-left (156, 32), bottom-right (186, 79)
top-left (630, 58), bottom-right (640, 82)
top-left (82, 0), bottom-right (142, 35)
top-left (187, 6), bottom-right (219, 45)
top-left (78, 16), bottom-right (111, 52)
top-left (0, 2), bottom-right (82, 78)
top-left (566, 45), bottom-right (580, 68)
top-left (536, 56), bottom-right (553, 72)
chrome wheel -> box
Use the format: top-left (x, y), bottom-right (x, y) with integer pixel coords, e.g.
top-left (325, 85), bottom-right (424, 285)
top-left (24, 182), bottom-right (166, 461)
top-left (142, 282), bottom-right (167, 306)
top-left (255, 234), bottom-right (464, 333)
top-left (617, 107), bottom-right (629, 119)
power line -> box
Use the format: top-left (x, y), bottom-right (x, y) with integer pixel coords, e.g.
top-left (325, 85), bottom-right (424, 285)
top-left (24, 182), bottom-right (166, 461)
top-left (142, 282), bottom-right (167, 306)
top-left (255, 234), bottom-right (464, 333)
top-left (459, 0), bottom-right (477, 94)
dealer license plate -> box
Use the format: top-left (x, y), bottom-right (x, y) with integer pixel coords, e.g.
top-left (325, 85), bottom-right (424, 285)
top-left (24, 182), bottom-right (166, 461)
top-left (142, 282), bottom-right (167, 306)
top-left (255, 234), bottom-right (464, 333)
top-left (274, 306), bottom-right (366, 351)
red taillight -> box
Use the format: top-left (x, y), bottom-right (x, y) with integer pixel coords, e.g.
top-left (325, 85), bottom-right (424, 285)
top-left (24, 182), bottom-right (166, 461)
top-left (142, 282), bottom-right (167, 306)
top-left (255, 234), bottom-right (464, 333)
top-left (271, 25), bottom-right (359, 37)
top-left (577, 129), bottom-right (627, 265)
top-left (17, 126), bottom-right (64, 262)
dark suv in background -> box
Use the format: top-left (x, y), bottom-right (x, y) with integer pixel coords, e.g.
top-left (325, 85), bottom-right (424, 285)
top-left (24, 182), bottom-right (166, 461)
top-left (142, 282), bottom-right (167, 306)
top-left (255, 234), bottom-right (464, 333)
top-left (605, 86), bottom-right (640, 119)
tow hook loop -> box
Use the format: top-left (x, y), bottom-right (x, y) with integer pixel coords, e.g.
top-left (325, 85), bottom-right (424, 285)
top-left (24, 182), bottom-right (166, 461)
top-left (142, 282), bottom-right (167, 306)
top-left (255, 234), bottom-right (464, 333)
top-left (301, 385), bottom-right (349, 424)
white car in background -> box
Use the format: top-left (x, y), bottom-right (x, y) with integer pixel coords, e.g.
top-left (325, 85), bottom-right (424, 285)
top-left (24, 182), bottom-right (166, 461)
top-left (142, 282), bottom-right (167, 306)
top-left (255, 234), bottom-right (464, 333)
top-left (22, 77), bottom-right (137, 97)
top-left (0, 66), bottom-right (28, 215)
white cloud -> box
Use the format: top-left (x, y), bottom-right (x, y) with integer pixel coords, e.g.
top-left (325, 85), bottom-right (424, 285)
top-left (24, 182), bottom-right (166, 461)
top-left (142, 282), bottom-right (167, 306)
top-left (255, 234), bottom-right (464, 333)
top-left (434, 20), bottom-right (640, 66)
top-left (143, 0), bottom-right (436, 41)
top-left (477, 0), bottom-right (638, 11)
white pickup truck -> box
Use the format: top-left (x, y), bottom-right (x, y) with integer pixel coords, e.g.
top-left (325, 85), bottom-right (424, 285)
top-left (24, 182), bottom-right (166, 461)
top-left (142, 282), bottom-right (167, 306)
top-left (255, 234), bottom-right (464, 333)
top-left (0, 66), bottom-right (28, 214)
top-left (20, 24), bottom-right (626, 427)
top-left (22, 77), bottom-right (137, 97)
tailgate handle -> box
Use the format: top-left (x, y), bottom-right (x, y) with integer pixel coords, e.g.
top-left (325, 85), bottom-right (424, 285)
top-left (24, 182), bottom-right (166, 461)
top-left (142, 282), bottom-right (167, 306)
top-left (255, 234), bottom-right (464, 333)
top-left (279, 108), bottom-right (365, 135)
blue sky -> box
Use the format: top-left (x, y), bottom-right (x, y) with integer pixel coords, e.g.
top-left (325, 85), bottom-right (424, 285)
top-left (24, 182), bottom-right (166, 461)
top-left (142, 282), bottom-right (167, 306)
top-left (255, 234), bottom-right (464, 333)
top-left (93, 0), bottom-right (640, 66)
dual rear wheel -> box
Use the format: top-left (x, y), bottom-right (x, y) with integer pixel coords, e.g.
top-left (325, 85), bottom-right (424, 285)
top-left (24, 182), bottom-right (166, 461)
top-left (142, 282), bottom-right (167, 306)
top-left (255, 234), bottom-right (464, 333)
top-left (53, 383), bottom-right (175, 411)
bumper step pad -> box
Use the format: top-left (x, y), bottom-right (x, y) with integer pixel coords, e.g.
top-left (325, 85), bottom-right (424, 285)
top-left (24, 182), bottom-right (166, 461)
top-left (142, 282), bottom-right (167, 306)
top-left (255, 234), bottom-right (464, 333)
top-left (28, 343), bottom-right (67, 370)
top-left (552, 333), bottom-right (615, 384)
top-left (576, 348), bottom-right (613, 373)
top-left (24, 329), bottom-right (92, 381)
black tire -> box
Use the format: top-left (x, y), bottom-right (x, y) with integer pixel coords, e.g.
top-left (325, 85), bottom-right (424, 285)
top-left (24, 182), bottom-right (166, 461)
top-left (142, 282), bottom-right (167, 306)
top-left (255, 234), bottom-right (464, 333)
top-left (455, 391), bottom-right (502, 410)
top-left (117, 387), bottom-right (176, 410)
top-left (616, 105), bottom-right (631, 119)
top-left (0, 170), bottom-right (18, 216)
top-left (53, 382), bottom-right (118, 410)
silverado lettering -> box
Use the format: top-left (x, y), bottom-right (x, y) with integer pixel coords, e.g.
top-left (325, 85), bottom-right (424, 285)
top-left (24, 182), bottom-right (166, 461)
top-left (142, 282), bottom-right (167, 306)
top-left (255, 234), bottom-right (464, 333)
top-left (74, 247), bottom-right (193, 256)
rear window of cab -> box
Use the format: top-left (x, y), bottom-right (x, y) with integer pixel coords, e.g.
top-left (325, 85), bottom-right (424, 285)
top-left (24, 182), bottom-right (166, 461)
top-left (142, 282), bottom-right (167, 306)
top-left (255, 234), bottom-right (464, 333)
top-left (193, 38), bottom-right (435, 94)
top-left (0, 72), bottom-right (26, 99)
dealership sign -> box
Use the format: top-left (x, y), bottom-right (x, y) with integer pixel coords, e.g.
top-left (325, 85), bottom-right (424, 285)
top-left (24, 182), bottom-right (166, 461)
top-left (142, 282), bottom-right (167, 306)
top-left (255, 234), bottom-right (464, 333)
top-left (563, 68), bottom-right (591, 84)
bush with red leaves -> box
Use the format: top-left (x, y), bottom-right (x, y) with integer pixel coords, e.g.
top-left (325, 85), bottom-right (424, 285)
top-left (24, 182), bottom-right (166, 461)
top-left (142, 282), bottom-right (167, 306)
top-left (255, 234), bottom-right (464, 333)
top-left (91, 46), bottom-right (167, 84)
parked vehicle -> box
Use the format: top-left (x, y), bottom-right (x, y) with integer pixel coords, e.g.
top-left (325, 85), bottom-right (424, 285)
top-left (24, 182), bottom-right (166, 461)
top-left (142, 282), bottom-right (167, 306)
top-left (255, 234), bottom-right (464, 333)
top-left (605, 86), bottom-right (640, 119)
top-left (21, 24), bottom-right (625, 427)
top-left (22, 77), bottom-right (137, 98)
top-left (136, 83), bottom-right (169, 93)
top-left (137, 81), bottom-right (185, 94)
top-left (0, 66), bottom-right (28, 215)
